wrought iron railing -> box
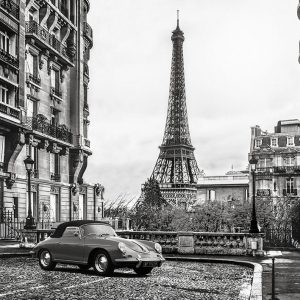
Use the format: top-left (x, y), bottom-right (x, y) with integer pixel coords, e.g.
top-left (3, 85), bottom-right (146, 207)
top-left (0, 0), bottom-right (19, 19)
top-left (26, 72), bottom-right (41, 86)
top-left (283, 189), bottom-right (298, 196)
top-left (0, 102), bottom-right (20, 119)
top-left (0, 48), bottom-right (19, 68)
top-left (50, 86), bottom-right (62, 98)
top-left (26, 116), bottom-right (73, 144)
top-left (256, 189), bottom-right (271, 197)
top-left (50, 173), bottom-right (61, 182)
top-left (25, 20), bottom-right (71, 62)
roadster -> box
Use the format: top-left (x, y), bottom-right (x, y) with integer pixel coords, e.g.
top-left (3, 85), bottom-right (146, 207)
top-left (31, 220), bottom-right (165, 276)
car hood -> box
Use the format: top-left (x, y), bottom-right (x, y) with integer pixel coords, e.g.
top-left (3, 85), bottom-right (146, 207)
top-left (89, 236), bottom-right (150, 253)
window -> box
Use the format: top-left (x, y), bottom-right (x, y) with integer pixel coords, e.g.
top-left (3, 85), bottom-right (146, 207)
top-left (287, 137), bottom-right (294, 146)
top-left (30, 146), bottom-right (39, 177)
top-left (51, 108), bottom-right (59, 126)
top-left (78, 194), bottom-right (86, 220)
top-left (50, 194), bottom-right (60, 222)
top-left (0, 85), bottom-right (9, 104)
top-left (0, 30), bottom-right (9, 53)
top-left (26, 52), bottom-right (38, 76)
top-left (62, 226), bottom-right (80, 238)
top-left (0, 135), bottom-right (5, 164)
top-left (27, 98), bottom-right (37, 118)
top-left (285, 157), bottom-right (294, 166)
top-left (51, 68), bottom-right (60, 95)
top-left (50, 153), bottom-right (60, 180)
top-left (255, 139), bottom-right (262, 148)
top-left (208, 190), bottom-right (216, 201)
top-left (271, 138), bottom-right (278, 147)
top-left (286, 178), bottom-right (294, 193)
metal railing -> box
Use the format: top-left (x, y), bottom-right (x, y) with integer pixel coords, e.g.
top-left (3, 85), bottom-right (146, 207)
top-left (50, 86), bottom-right (62, 98)
top-left (25, 20), bottom-right (71, 62)
top-left (50, 173), bottom-right (61, 182)
top-left (283, 189), bottom-right (298, 196)
top-left (26, 73), bottom-right (41, 86)
top-left (0, 0), bottom-right (19, 19)
top-left (0, 102), bottom-right (20, 119)
top-left (0, 48), bottom-right (19, 68)
top-left (257, 189), bottom-right (271, 197)
top-left (26, 116), bottom-right (73, 144)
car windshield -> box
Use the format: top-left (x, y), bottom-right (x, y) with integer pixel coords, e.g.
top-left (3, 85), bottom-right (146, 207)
top-left (81, 224), bottom-right (117, 237)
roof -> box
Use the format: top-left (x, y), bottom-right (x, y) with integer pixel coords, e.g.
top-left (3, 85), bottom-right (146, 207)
top-left (51, 220), bottom-right (110, 238)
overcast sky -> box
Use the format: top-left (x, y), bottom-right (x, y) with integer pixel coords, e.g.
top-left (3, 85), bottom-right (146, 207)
top-left (85, 0), bottom-right (300, 202)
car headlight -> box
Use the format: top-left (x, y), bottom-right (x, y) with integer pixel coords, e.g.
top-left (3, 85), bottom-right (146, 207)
top-left (154, 243), bottom-right (162, 253)
top-left (118, 242), bottom-right (127, 255)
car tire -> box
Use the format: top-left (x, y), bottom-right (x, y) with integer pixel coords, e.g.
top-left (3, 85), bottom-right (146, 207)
top-left (93, 250), bottom-right (114, 276)
top-left (38, 249), bottom-right (57, 271)
top-left (134, 267), bottom-right (153, 276)
top-left (78, 264), bottom-right (90, 270)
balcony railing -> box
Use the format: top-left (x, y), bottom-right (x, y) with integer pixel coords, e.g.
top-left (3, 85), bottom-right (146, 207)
top-left (25, 20), bottom-right (73, 64)
top-left (50, 87), bottom-right (62, 99)
top-left (283, 189), bottom-right (298, 197)
top-left (256, 189), bottom-right (271, 197)
top-left (0, 102), bottom-right (20, 119)
top-left (0, 0), bottom-right (19, 19)
top-left (26, 73), bottom-right (41, 86)
top-left (26, 116), bottom-right (73, 144)
top-left (256, 166), bottom-right (300, 174)
top-left (0, 48), bottom-right (19, 68)
top-left (83, 22), bottom-right (93, 46)
top-left (51, 173), bottom-right (61, 182)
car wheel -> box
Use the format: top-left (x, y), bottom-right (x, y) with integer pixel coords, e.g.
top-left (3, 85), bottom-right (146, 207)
top-left (93, 250), bottom-right (114, 276)
top-left (134, 267), bottom-right (153, 276)
top-left (78, 264), bottom-right (90, 270)
top-left (39, 249), bottom-right (57, 271)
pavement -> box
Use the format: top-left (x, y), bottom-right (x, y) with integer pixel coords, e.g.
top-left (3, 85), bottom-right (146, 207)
top-left (1, 240), bottom-right (300, 300)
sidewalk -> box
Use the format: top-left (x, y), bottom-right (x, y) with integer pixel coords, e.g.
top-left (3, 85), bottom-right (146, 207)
top-left (0, 242), bottom-right (299, 300)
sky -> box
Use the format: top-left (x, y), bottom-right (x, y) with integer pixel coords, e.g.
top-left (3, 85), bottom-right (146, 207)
top-left (85, 0), bottom-right (300, 203)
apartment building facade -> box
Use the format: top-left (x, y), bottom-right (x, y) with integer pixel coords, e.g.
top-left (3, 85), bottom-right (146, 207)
top-left (0, 0), bottom-right (103, 233)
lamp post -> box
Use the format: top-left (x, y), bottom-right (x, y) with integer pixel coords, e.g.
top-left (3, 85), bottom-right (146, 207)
top-left (24, 155), bottom-right (36, 229)
top-left (249, 154), bottom-right (259, 233)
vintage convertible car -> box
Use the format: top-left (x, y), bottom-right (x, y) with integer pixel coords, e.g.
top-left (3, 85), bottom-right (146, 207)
top-left (31, 220), bottom-right (165, 276)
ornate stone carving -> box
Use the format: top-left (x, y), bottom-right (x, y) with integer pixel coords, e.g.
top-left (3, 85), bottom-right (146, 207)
top-left (70, 183), bottom-right (78, 196)
top-left (5, 173), bottom-right (16, 189)
top-left (94, 183), bottom-right (104, 199)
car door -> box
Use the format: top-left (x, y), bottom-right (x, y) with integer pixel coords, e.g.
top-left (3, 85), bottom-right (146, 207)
top-left (54, 226), bottom-right (85, 263)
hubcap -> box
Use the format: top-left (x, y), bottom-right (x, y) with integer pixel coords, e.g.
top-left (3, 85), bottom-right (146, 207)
top-left (40, 251), bottom-right (51, 267)
top-left (95, 254), bottom-right (108, 273)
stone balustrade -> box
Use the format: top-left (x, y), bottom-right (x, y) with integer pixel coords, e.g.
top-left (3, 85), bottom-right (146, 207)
top-left (117, 230), bottom-right (264, 256)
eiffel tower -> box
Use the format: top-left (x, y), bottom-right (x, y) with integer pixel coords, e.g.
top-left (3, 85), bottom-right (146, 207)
top-left (150, 12), bottom-right (201, 207)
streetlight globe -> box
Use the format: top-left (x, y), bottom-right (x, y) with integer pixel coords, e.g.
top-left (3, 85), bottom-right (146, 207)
top-left (24, 155), bottom-right (34, 172)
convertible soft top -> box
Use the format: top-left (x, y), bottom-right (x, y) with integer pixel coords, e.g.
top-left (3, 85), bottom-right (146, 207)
top-left (51, 220), bottom-right (110, 238)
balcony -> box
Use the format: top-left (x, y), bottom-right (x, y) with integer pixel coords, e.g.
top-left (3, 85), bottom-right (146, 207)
top-left (26, 73), bottom-right (41, 87)
top-left (25, 20), bottom-right (74, 66)
top-left (0, 0), bottom-right (19, 19)
top-left (51, 173), bottom-right (61, 182)
top-left (83, 22), bottom-right (93, 47)
top-left (283, 189), bottom-right (298, 197)
top-left (50, 87), bottom-right (63, 102)
top-left (0, 49), bottom-right (18, 68)
top-left (0, 102), bottom-right (20, 120)
top-left (274, 166), bottom-right (300, 174)
top-left (256, 189), bottom-right (271, 197)
top-left (26, 116), bottom-right (73, 144)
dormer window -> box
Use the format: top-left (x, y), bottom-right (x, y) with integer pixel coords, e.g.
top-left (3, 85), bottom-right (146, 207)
top-left (255, 139), bottom-right (262, 148)
top-left (287, 137), bottom-right (294, 146)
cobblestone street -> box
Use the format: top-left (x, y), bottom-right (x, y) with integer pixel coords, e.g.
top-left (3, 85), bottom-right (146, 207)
top-left (0, 257), bottom-right (252, 300)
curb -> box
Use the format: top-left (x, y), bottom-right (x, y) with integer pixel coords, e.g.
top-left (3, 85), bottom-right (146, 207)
top-left (165, 256), bottom-right (263, 300)
top-left (0, 252), bottom-right (32, 258)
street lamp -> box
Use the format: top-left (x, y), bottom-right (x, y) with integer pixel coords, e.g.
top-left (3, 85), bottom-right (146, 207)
top-left (24, 155), bottom-right (36, 229)
top-left (249, 154), bottom-right (259, 233)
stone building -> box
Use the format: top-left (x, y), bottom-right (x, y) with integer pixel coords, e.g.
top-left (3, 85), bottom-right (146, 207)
top-left (196, 170), bottom-right (249, 205)
top-left (249, 120), bottom-right (300, 244)
top-left (0, 0), bottom-right (103, 234)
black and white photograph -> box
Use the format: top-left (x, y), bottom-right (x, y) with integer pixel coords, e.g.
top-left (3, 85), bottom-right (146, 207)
top-left (1, 0), bottom-right (300, 299)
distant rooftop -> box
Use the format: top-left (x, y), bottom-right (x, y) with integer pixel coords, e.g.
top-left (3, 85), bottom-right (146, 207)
top-left (275, 119), bottom-right (300, 134)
